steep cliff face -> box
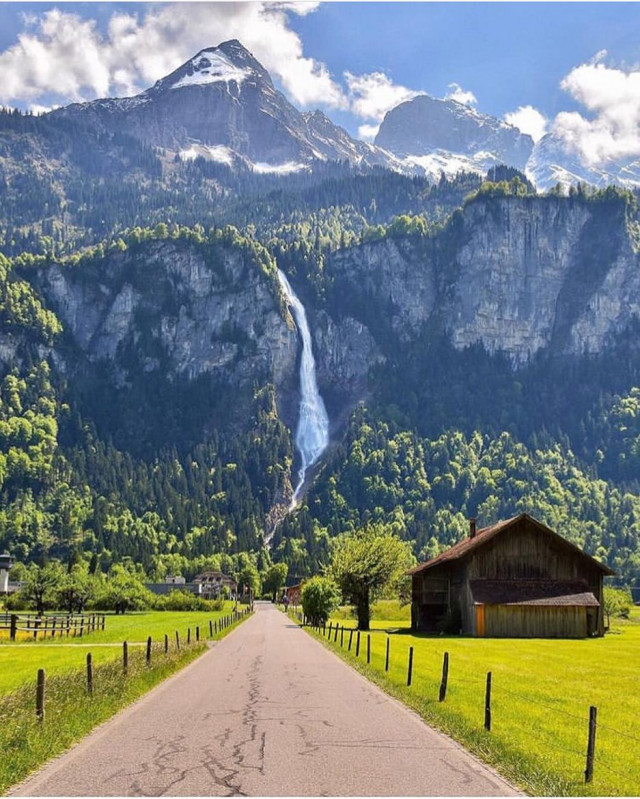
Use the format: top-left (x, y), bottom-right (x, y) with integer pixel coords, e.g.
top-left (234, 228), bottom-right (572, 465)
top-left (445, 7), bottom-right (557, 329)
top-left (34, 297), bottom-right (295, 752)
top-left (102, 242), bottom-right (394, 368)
top-left (34, 238), bottom-right (299, 395)
top-left (326, 194), bottom-right (640, 364)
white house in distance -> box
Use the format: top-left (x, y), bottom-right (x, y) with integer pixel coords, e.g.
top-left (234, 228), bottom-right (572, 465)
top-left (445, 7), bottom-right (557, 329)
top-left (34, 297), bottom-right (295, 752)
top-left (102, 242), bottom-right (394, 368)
top-left (0, 552), bottom-right (13, 594)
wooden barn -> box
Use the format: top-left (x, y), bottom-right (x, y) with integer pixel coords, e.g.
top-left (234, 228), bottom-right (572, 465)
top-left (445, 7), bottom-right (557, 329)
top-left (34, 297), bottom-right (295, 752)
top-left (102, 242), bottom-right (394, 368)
top-left (409, 513), bottom-right (613, 638)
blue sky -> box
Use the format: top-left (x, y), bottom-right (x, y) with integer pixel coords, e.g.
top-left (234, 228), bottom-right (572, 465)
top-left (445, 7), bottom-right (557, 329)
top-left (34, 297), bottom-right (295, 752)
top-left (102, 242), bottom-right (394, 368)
top-left (0, 2), bottom-right (639, 147)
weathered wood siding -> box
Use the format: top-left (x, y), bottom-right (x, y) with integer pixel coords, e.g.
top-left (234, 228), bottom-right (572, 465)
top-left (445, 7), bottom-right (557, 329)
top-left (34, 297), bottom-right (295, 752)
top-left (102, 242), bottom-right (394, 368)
top-left (484, 605), bottom-right (588, 639)
top-left (466, 518), bottom-right (594, 581)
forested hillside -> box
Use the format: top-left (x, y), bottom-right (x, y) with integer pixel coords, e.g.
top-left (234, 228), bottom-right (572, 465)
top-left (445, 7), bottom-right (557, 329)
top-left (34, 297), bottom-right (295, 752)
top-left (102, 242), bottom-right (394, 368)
top-left (1, 100), bottom-right (640, 588)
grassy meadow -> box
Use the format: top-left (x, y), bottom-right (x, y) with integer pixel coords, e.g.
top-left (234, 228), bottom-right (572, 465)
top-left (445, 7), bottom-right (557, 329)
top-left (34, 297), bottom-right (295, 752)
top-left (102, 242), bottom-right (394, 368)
top-left (0, 604), bottom-right (243, 694)
top-left (296, 604), bottom-right (640, 797)
top-left (0, 605), bottom-right (252, 793)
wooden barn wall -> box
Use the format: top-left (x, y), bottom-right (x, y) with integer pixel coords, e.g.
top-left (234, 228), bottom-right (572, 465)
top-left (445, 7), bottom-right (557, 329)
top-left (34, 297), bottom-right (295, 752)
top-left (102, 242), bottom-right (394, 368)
top-left (485, 605), bottom-right (588, 638)
top-left (466, 519), bottom-right (602, 585)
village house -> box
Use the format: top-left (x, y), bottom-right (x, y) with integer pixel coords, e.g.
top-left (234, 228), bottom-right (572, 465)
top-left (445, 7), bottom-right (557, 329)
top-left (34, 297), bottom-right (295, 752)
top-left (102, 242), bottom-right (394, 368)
top-left (409, 513), bottom-right (613, 638)
top-left (285, 582), bottom-right (303, 606)
top-left (0, 552), bottom-right (13, 595)
top-left (193, 571), bottom-right (237, 599)
top-left (146, 571), bottom-right (236, 598)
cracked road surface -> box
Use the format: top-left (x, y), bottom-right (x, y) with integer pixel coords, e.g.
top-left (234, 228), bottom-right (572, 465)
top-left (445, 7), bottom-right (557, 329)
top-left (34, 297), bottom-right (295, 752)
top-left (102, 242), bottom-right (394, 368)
top-left (13, 603), bottom-right (519, 796)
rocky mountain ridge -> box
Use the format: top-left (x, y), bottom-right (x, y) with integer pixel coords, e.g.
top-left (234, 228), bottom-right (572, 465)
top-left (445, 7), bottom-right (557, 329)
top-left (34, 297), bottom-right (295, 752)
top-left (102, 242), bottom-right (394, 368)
top-left (50, 40), bottom-right (397, 172)
top-left (15, 191), bottom-right (640, 429)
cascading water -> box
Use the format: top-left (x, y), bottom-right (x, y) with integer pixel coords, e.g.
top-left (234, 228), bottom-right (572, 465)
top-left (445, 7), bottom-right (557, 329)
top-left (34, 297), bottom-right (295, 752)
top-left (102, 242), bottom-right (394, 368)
top-left (277, 269), bottom-right (329, 506)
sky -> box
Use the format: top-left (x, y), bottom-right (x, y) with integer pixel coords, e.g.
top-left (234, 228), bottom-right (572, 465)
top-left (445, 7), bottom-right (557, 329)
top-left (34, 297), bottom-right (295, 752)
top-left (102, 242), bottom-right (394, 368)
top-left (1, 2), bottom-right (640, 164)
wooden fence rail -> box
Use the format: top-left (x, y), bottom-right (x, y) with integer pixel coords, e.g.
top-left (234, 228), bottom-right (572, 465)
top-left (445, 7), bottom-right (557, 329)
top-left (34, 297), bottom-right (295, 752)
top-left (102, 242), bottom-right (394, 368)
top-left (0, 613), bottom-right (106, 641)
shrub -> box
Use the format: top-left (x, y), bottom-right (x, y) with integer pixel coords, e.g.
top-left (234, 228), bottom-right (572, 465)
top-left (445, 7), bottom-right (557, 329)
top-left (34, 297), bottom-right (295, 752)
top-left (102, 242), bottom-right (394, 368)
top-left (152, 591), bottom-right (225, 611)
top-left (301, 576), bottom-right (340, 626)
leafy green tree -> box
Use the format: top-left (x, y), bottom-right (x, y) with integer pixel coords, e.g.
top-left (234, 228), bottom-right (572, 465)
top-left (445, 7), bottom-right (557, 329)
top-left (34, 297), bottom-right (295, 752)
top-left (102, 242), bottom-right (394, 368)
top-left (58, 563), bottom-right (95, 613)
top-left (238, 563), bottom-right (261, 600)
top-left (98, 565), bottom-right (152, 614)
top-left (262, 562), bottom-right (288, 602)
top-left (301, 576), bottom-right (340, 626)
top-left (603, 586), bottom-right (633, 626)
top-left (330, 525), bottom-right (414, 630)
top-left (22, 562), bottom-right (64, 613)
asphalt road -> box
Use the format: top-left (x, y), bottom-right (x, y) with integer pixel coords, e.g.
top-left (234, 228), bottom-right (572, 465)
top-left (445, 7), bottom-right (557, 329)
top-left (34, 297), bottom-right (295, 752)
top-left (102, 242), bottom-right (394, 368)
top-left (13, 603), bottom-right (519, 796)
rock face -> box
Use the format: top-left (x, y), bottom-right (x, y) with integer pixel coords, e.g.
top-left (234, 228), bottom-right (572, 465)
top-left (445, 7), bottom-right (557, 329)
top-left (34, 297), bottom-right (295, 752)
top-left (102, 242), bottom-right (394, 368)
top-left (35, 239), bottom-right (299, 392)
top-left (326, 194), bottom-right (640, 364)
top-left (375, 95), bottom-right (533, 170)
top-left (51, 40), bottom-right (396, 171)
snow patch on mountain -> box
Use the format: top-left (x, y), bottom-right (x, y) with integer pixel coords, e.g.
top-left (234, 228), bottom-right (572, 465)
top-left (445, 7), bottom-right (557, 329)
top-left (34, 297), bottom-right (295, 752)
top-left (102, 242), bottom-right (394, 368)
top-left (526, 133), bottom-right (640, 191)
top-left (171, 51), bottom-right (251, 89)
top-left (404, 150), bottom-right (501, 180)
top-left (252, 161), bottom-right (309, 175)
top-left (179, 144), bottom-right (237, 165)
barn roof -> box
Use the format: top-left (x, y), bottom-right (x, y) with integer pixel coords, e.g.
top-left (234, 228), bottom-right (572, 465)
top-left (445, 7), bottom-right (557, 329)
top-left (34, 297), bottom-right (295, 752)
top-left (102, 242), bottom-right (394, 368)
top-left (408, 512), bottom-right (614, 576)
top-left (469, 579), bottom-right (600, 607)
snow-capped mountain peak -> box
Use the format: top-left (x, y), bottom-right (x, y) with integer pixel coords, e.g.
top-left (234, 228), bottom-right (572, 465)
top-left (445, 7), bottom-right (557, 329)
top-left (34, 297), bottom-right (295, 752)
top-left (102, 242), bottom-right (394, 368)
top-left (150, 40), bottom-right (273, 94)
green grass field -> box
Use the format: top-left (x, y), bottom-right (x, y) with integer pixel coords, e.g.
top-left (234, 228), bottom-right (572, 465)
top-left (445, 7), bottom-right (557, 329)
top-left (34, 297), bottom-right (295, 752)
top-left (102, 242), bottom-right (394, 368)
top-left (299, 607), bottom-right (640, 797)
top-left (0, 604), bottom-right (243, 694)
top-left (1, 605), bottom-right (253, 793)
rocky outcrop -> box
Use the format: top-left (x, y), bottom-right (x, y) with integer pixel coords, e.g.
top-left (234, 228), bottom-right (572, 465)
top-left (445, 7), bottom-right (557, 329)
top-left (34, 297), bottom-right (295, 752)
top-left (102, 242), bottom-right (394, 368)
top-left (376, 95), bottom-right (533, 169)
top-left (35, 239), bottom-right (299, 393)
top-left (326, 194), bottom-right (640, 364)
top-left (314, 310), bottom-right (383, 395)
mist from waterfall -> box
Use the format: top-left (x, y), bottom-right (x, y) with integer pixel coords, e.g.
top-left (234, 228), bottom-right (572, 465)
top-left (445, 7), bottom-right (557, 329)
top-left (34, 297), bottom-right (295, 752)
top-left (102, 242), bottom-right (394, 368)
top-left (277, 269), bottom-right (329, 506)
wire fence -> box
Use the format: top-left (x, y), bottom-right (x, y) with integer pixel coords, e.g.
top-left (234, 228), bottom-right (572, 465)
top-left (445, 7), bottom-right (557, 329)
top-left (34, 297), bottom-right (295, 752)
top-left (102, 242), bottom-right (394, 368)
top-left (295, 615), bottom-right (638, 792)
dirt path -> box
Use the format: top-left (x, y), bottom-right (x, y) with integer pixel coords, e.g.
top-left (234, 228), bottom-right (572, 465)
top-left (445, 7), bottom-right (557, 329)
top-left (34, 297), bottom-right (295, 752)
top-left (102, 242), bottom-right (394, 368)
top-left (12, 603), bottom-right (519, 796)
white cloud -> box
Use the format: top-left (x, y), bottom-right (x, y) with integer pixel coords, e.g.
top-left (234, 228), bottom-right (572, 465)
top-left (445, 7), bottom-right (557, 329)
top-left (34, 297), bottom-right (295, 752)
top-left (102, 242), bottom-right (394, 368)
top-left (345, 71), bottom-right (421, 123)
top-left (0, 3), bottom-right (346, 109)
top-left (357, 123), bottom-right (380, 141)
top-left (444, 83), bottom-right (477, 107)
top-left (551, 58), bottom-right (640, 166)
top-left (504, 105), bottom-right (548, 143)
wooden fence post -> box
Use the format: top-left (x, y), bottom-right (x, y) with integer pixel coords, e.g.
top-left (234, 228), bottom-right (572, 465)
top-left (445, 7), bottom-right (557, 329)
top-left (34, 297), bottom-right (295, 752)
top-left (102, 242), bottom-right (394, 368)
top-left (187, 628), bottom-right (191, 645)
top-left (36, 668), bottom-right (45, 722)
top-left (123, 641), bottom-right (128, 673)
top-left (334, 624), bottom-right (339, 643)
top-left (86, 653), bottom-right (93, 696)
top-left (196, 626), bottom-right (200, 642)
top-left (585, 706), bottom-right (597, 783)
top-left (214, 620), bottom-right (218, 635)
top-left (102, 615), bottom-right (105, 631)
top-left (348, 629), bottom-right (353, 651)
top-left (407, 647), bottom-right (414, 687)
top-left (385, 636), bottom-right (390, 672)
top-left (484, 671), bottom-right (492, 731)
top-left (356, 631), bottom-right (361, 657)
top-left (367, 634), bottom-right (371, 664)
top-left (209, 620), bottom-right (213, 637)
top-left (175, 630), bottom-right (180, 650)
top-left (146, 636), bottom-right (152, 665)
top-left (340, 627), bottom-right (344, 647)
top-left (164, 633), bottom-right (169, 654)
top-left (439, 652), bottom-right (449, 702)
top-left (328, 622), bottom-right (333, 639)
top-left (10, 614), bottom-right (17, 641)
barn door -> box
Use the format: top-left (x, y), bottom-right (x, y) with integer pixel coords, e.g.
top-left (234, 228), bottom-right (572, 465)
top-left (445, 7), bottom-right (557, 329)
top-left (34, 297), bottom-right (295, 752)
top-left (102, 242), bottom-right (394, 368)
top-left (475, 605), bottom-right (486, 637)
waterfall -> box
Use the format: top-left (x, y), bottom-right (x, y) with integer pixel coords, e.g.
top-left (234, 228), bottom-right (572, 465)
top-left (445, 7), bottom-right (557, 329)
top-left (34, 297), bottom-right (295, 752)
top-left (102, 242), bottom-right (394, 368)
top-left (277, 269), bottom-right (329, 506)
